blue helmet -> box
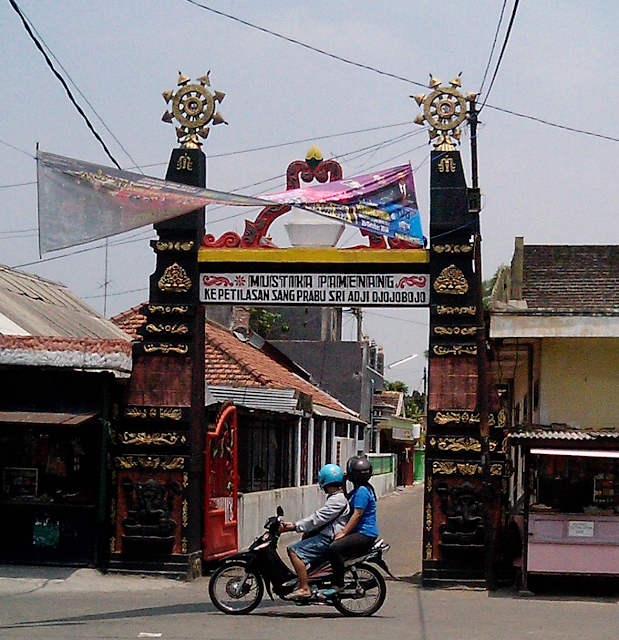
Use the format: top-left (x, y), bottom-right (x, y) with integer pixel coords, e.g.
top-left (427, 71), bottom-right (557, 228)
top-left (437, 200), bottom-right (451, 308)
top-left (317, 463), bottom-right (344, 489)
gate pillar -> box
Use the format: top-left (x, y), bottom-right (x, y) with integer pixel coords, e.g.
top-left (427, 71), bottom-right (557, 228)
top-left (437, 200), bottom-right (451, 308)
top-left (108, 74), bottom-right (225, 578)
top-left (418, 78), bottom-right (509, 586)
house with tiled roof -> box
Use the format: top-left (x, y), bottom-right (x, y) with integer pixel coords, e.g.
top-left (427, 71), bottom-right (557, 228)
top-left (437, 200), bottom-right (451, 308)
top-left (487, 238), bottom-right (619, 586)
top-left (0, 266), bottom-right (132, 568)
top-left (112, 305), bottom-right (365, 492)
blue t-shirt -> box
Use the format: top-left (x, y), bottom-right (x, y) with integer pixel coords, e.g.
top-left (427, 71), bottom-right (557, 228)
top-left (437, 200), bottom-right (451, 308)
top-left (350, 485), bottom-right (378, 538)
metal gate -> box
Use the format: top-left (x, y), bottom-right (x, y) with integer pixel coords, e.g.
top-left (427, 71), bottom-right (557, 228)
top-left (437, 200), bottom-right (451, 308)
top-left (203, 402), bottom-right (238, 561)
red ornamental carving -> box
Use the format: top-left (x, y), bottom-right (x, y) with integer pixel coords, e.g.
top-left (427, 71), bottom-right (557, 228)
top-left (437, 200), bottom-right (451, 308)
top-left (202, 276), bottom-right (234, 287)
top-left (396, 276), bottom-right (427, 289)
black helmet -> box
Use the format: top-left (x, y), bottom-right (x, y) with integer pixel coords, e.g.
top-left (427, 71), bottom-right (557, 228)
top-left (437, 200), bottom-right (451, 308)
top-left (346, 456), bottom-right (373, 485)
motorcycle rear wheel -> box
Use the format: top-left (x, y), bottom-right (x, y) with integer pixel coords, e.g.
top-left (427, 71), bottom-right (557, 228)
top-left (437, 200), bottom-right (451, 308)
top-left (209, 561), bottom-right (264, 614)
top-left (333, 563), bottom-right (386, 617)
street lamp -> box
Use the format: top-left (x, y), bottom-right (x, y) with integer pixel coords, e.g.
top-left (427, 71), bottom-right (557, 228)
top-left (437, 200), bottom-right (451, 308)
top-left (387, 354), bottom-right (418, 369)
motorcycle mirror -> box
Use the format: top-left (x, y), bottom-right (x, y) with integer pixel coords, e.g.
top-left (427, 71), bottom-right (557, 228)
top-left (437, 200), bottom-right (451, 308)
top-left (276, 505), bottom-right (284, 517)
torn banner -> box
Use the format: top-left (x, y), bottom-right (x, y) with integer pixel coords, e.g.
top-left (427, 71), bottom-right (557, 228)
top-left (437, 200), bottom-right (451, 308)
top-left (261, 164), bottom-right (423, 246)
top-left (37, 152), bottom-right (424, 254)
top-left (37, 151), bottom-right (267, 254)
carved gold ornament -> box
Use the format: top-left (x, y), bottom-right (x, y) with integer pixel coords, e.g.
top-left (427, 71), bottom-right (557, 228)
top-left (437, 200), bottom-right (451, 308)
top-left (181, 537), bottom-right (188, 554)
top-left (434, 411), bottom-right (501, 427)
top-left (436, 305), bottom-right (476, 315)
top-left (182, 499), bottom-right (189, 528)
top-left (183, 473), bottom-right (189, 489)
top-left (119, 432), bottom-right (186, 446)
top-left (426, 504), bottom-right (433, 531)
top-left (162, 72), bottom-right (226, 148)
top-left (143, 343), bottom-right (189, 355)
top-left (155, 241), bottom-right (195, 252)
top-left (434, 326), bottom-right (477, 337)
top-left (148, 305), bottom-right (189, 315)
top-left (425, 542), bottom-right (433, 559)
top-left (158, 263), bottom-right (192, 293)
top-left (115, 456), bottom-right (186, 470)
top-left (429, 437), bottom-right (498, 453)
top-left (145, 323), bottom-right (189, 335)
top-left (427, 477), bottom-right (432, 492)
top-left (432, 244), bottom-right (473, 254)
top-left (432, 344), bottom-right (477, 356)
top-left (110, 537), bottom-right (116, 554)
top-left (433, 265), bottom-right (469, 295)
top-left (413, 75), bottom-right (475, 150)
top-left (432, 461), bottom-right (507, 477)
top-left (124, 406), bottom-right (183, 420)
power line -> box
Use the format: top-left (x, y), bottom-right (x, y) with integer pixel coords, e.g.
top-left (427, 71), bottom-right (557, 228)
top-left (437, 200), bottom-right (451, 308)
top-left (8, 0), bottom-right (122, 170)
top-left (0, 181), bottom-right (36, 189)
top-left (479, 0), bottom-right (520, 111)
top-left (479, 0), bottom-right (508, 95)
top-left (183, 0), bottom-right (427, 89)
top-left (0, 139), bottom-right (34, 158)
top-left (14, 3), bottom-right (142, 173)
top-left (208, 121), bottom-right (420, 160)
top-left (484, 103), bottom-right (619, 143)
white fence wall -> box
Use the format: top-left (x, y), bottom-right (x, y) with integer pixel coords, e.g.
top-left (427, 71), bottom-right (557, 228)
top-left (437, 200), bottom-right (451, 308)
top-left (237, 460), bottom-right (397, 550)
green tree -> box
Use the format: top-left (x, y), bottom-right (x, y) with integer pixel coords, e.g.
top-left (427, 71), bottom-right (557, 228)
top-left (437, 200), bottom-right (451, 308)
top-left (249, 308), bottom-right (290, 339)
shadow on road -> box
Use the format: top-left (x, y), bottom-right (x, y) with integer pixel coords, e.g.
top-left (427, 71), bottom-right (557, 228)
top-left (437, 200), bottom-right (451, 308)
top-left (0, 601), bottom-right (216, 630)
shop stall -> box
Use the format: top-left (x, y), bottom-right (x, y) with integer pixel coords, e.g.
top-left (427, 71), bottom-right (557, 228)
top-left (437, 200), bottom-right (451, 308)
top-left (510, 429), bottom-right (619, 588)
top-left (0, 411), bottom-right (106, 565)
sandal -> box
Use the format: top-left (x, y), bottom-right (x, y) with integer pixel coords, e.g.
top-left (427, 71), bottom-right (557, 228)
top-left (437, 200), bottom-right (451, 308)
top-left (287, 588), bottom-right (312, 600)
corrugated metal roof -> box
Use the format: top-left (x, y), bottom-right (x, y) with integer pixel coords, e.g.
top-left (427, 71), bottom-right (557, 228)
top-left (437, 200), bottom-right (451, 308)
top-left (206, 386), bottom-right (304, 414)
top-left (313, 404), bottom-right (364, 423)
top-left (0, 411), bottom-right (97, 425)
top-left (0, 265), bottom-right (130, 340)
top-left (509, 428), bottom-right (619, 441)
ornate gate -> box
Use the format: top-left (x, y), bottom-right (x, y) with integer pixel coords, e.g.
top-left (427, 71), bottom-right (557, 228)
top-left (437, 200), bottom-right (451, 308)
top-left (203, 401), bottom-right (238, 561)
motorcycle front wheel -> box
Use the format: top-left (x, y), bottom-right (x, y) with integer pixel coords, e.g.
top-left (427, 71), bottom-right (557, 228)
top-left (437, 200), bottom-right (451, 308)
top-left (333, 563), bottom-right (386, 617)
top-left (209, 561), bottom-right (264, 614)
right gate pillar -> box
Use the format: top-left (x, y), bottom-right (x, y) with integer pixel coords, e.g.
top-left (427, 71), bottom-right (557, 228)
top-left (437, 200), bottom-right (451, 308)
top-left (420, 80), bottom-right (509, 586)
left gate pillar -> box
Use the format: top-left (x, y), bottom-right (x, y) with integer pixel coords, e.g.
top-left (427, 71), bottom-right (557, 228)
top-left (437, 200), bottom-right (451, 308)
top-left (109, 147), bottom-right (206, 578)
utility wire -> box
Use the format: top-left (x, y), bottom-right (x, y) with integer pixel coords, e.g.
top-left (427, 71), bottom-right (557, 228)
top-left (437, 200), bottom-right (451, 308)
top-left (183, 0), bottom-right (427, 89)
top-left (479, 0), bottom-right (508, 95)
top-left (8, 0), bottom-right (122, 170)
top-left (0, 139), bottom-right (34, 158)
top-left (479, 0), bottom-right (520, 112)
top-left (485, 103), bottom-right (619, 143)
top-left (0, 181), bottom-right (36, 189)
top-left (14, 3), bottom-right (142, 173)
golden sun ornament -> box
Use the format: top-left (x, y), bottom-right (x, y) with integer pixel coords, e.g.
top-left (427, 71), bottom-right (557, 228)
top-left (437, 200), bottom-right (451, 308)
top-left (162, 72), bottom-right (227, 148)
top-left (412, 75), bottom-right (477, 151)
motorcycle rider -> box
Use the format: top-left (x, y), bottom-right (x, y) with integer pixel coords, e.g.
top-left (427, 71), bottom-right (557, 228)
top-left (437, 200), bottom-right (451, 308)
top-left (279, 463), bottom-right (350, 599)
top-left (324, 456), bottom-right (378, 597)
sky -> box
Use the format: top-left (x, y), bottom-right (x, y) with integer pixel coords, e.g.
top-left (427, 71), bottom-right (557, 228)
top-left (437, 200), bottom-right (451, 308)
top-left (1, 1), bottom-right (619, 394)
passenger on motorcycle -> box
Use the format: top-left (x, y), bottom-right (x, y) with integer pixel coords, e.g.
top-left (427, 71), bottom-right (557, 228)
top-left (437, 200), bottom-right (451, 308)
top-left (325, 456), bottom-right (378, 597)
top-left (279, 463), bottom-right (350, 599)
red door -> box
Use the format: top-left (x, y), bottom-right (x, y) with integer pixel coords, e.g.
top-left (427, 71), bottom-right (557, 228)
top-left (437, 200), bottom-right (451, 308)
top-left (203, 402), bottom-right (238, 561)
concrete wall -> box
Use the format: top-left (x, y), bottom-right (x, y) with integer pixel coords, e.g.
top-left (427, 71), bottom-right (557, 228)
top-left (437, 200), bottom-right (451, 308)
top-left (238, 466), bottom-right (397, 550)
top-left (540, 337), bottom-right (619, 429)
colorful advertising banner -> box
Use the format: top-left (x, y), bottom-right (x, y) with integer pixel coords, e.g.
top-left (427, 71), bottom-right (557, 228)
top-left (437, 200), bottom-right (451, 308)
top-left (37, 152), bottom-right (424, 254)
top-left (200, 272), bottom-right (430, 307)
top-left (261, 165), bottom-right (423, 245)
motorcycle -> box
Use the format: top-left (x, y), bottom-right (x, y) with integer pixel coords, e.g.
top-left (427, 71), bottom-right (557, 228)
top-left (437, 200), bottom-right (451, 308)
top-left (208, 506), bottom-right (393, 617)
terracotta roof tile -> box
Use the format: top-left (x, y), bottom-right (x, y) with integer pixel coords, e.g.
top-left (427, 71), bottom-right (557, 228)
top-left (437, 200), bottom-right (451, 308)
top-left (524, 245), bottom-right (619, 312)
top-left (0, 335), bottom-right (132, 355)
top-left (110, 304), bottom-right (146, 339)
top-left (111, 307), bottom-right (358, 417)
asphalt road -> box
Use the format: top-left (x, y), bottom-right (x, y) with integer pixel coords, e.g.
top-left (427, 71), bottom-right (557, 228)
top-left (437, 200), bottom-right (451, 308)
top-left (1, 485), bottom-right (619, 640)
